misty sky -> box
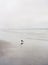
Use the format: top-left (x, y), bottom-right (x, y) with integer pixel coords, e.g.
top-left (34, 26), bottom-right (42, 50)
top-left (0, 0), bottom-right (48, 29)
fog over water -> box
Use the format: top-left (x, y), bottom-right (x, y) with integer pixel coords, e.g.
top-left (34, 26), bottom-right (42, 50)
top-left (0, 0), bottom-right (48, 65)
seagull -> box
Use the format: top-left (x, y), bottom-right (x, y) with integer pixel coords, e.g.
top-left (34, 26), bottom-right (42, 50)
top-left (21, 40), bottom-right (24, 45)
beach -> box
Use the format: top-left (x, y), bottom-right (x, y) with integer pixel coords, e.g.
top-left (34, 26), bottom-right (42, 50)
top-left (0, 29), bottom-right (48, 65)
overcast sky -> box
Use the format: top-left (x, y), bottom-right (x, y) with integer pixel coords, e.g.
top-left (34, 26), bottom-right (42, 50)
top-left (0, 0), bottom-right (48, 29)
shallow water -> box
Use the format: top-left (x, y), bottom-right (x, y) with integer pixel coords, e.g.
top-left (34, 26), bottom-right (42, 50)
top-left (0, 29), bottom-right (48, 65)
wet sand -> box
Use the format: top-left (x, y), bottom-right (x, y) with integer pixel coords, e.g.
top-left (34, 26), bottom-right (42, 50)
top-left (32, 40), bottom-right (48, 65)
top-left (0, 40), bottom-right (32, 65)
top-left (0, 30), bottom-right (48, 65)
top-left (0, 40), bottom-right (48, 65)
